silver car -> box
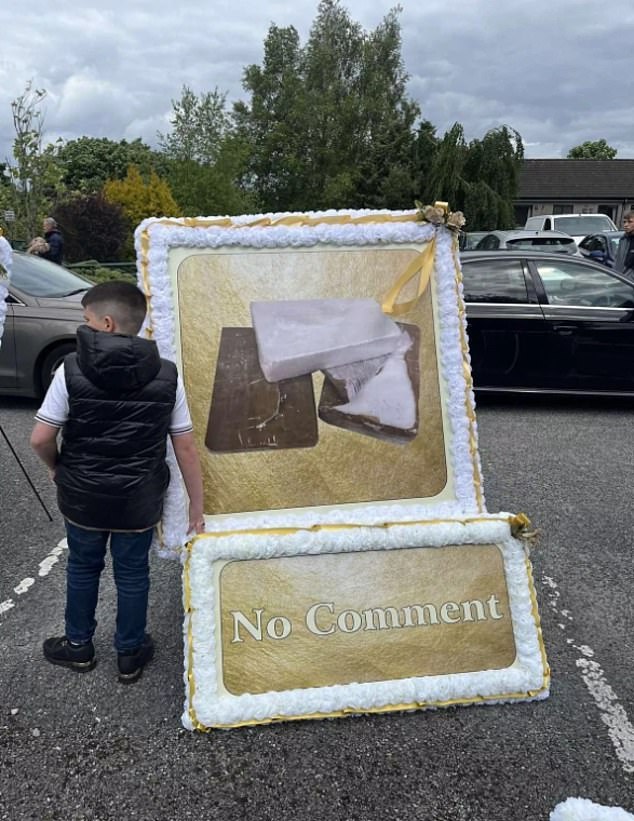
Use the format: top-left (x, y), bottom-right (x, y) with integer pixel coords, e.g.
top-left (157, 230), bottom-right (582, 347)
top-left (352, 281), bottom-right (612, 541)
top-left (474, 230), bottom-right (579, 254)
top-left (0, 252), bottom-right (91, 397)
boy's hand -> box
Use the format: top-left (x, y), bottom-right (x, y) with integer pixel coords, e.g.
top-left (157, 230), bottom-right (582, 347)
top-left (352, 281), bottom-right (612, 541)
top-left (188, 505), bottom-right (205, 535)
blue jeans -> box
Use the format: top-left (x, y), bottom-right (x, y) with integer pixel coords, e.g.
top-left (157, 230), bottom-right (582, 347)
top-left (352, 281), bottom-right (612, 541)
top-left (64, 521), bottom-right (154, 653)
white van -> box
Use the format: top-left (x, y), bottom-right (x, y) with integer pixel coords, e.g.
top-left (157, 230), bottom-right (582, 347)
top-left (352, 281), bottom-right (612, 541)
top-left (524, 213), bottom-right (617, 242)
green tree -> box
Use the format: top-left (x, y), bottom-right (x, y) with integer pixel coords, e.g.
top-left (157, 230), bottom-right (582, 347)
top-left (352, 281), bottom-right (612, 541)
top-left (6, 82), bottom-right (63, 240)
top-left (238, 0), bottom-right (420, 211)
top-left (463, 126), bottom-right (524, 229)
top-left (158, 85), bottom-right (253, 215)
top-left (423, 123), bottom-right (523, 230)
top-left (300, 1), bottom-right (365, 207)
top-left (567, 139), bottom-right (617, 160)
top-left (50, 137), bottom-right (167, 194)
top-left (236, 24), bottom-right (307, 210)
top-left (158, 86), bottom-right (230, 165)
top-left (353, 9), bottom-right (420, 208)
top-left (425, 123), bottom-right (468, 209)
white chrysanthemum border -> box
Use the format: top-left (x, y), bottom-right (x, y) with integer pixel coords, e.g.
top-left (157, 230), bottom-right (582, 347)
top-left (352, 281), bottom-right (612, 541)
top-left (181, 515), bottom-right (548, 730)
top-left (135, 209), bottom-right (484, 556)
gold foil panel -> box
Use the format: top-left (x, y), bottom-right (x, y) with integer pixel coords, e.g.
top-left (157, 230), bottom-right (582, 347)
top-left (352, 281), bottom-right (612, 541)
top-left (219, 544), bottom-right (515, 695)
top-left (176, 247), bottom-right (449, 514)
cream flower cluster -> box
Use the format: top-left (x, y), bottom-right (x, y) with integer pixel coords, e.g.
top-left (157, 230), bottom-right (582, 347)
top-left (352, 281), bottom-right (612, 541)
top-left (416, 201), bottom-right (466, 233)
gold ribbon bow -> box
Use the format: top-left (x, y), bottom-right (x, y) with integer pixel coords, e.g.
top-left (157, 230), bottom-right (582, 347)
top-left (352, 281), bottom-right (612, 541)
top-left (381, 201), bottom-right (451, 316)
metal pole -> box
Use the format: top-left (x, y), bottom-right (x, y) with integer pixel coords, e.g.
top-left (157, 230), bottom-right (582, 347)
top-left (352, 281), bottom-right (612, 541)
top-left (0, 422), bottom-right (53, 521)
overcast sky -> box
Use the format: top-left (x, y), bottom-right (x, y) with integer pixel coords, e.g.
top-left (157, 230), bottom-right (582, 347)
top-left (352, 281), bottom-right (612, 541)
top-left (2, 0), bottom-right (633, 170)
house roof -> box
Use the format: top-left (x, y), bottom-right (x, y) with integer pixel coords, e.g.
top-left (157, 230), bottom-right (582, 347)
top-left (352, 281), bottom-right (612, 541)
top-left (518, 159), bottom-right (634, 200)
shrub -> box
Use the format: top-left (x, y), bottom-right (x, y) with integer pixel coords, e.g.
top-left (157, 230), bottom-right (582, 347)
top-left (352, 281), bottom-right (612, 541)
top-left (52, 193), bottom-right (128, 263)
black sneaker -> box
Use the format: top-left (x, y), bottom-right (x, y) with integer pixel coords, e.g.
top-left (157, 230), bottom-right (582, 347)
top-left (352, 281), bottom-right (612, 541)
top-left (117, 634), bottom-right (154, 684)
top-left (43, 636), bottom-right (96, 672)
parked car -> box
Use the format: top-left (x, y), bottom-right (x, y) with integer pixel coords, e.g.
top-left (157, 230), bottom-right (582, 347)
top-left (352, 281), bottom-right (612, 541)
top-left (577, 231), bottom-right (624, 267)
top-left (524, 213), bottom-right (618, 243)
top-left (0, 252), bottom-right (91, 397)
top-left (458, 231), bottom-right (488, 251)
top-left (474, 230), bottom-right (578, 254)
top-left (460, 250), bottom-right (634, 394)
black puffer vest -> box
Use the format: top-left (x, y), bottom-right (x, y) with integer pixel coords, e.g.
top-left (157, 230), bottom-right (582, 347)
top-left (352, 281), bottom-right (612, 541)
top-left (55, 325), bottom-right (178, 531)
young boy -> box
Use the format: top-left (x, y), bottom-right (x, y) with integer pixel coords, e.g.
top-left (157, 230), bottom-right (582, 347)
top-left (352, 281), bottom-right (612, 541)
top-left (30, 281), bottom-right (204, 683)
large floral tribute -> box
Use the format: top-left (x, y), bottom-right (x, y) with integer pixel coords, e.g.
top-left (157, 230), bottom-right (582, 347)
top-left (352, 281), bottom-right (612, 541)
top-left (134, 206), bottom-right (549, 730)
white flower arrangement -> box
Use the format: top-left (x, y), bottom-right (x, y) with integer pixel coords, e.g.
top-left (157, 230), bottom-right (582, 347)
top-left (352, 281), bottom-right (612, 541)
top-left (133, 209), bottom-right (549, 734)
top-left (182, 515), bottom-right (549, 730)
top-left (134, 208), bottom-right (484, 557)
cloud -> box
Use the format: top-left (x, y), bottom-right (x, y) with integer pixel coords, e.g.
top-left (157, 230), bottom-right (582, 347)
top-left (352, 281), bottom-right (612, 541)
top-left (1, 0), bottom-right (633, 166)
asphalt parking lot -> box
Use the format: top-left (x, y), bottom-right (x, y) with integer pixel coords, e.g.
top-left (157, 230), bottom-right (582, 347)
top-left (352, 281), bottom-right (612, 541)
top-left (1, 394), bottom-right (633, 821)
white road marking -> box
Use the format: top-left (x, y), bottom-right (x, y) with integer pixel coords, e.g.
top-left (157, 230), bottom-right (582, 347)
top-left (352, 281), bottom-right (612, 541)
top-left (551, 796), bottom-right (634, 819)
top-left (543, 574), bottom-right (634, 774)
top-left (14, 578), bottom-right (35, 595)
top-left (0, 599), bottom-right (15, 616)
top-left (0, 538), bottom-right (67, 626)
top-left (39, 543), bottom-right (66, 576)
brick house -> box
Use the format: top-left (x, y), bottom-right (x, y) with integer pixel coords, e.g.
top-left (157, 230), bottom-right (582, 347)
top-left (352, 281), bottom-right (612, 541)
top-left (515, 159), bottom-right (634, 227)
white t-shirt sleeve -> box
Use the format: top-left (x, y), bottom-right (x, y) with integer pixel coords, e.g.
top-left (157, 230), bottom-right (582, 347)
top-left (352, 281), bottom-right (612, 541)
top-left (170, 376), bottom-right (193, 435)
top-left (34, 364), bottom-right (69, 428)
top-left (35, 365), bottom-right (192, 434)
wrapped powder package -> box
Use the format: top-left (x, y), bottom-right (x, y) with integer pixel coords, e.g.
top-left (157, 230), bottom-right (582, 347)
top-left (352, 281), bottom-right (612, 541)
top-left (250, 298), bottom-right (402, 382)
top-left (319, 324), bottom-right (420, 444)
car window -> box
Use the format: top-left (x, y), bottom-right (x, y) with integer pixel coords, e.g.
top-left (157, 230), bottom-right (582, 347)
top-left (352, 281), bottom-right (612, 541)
top-left (464, 232), bottom-right (487, 250)
top-left (507, 237), bottom-right (576, 252)
top-left (475, 235), bottom-right (499, 250)
top-left (552, 216), bottom-right (615, 234)
top-left (535, 260), bottom-right (634, 308)
top-left (11, 254), bottom-right (91, 298)
top-left (461, 259), bottom-right (533, 304)
top-left (609, 234), bottom-right (624, 254)
top-left (580, 236), bottom-right (601, 252)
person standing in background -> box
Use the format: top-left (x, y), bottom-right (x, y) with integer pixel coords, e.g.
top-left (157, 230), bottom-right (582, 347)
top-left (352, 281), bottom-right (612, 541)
top-left (614, 209), bottom-right (634, 281)
top-left (41, 217), bottom-right (64, 264)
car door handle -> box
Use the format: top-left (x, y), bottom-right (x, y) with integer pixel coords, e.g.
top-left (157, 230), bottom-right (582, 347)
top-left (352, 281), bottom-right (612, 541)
top-left (553, 324), bottom-right (575, 335)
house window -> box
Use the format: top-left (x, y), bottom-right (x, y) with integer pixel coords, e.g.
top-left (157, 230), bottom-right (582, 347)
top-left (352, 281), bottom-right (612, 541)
top-left (598, 204), bottom-right (614, 220)
top-left (553, 204), bottom-right (573, 214)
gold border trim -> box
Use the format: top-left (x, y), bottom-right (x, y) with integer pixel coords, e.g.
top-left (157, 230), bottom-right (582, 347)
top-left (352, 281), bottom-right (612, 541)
top-left (183, 514), bottom-right (549, 732)
top-left (138, 212), bottom-right (484, 547)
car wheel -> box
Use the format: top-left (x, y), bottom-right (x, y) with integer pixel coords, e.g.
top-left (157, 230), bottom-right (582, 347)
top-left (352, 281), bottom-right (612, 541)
top-left (38, 343), bottom-right (76, 396)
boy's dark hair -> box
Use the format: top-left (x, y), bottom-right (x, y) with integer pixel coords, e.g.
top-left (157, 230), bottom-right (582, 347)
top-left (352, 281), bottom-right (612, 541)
top-left (82, 281), bottom-right (147, 335)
